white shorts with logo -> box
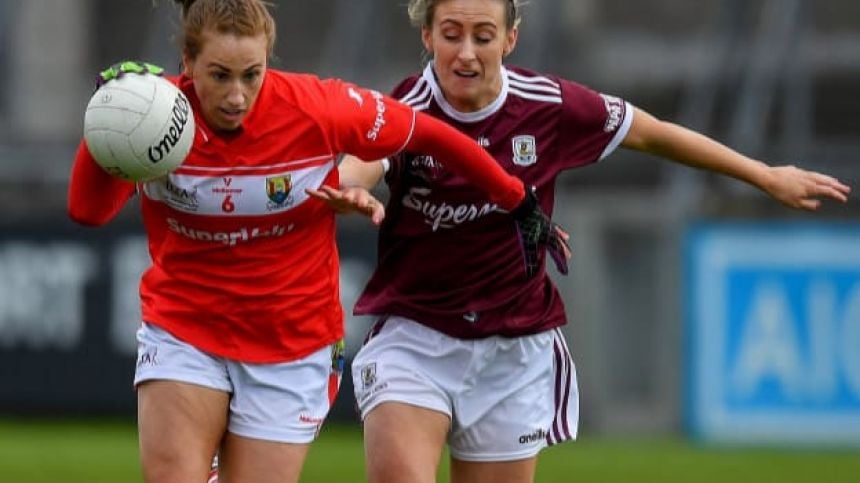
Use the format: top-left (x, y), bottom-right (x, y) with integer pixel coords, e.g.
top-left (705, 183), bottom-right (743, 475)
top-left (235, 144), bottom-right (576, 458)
top-left (134, 322), bottom-right (344, 444)
top-left (352, 316), bottom-right (579, 462)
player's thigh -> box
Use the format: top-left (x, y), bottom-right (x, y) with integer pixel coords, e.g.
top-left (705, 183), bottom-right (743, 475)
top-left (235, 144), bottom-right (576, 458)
top-left (450, 457), bottom-right (538, 483)
top-left (364, 401), bottom-right (450, 483)
top-left (218, 433), bottom-right (310, 483)
top-left (135, 322), bottom-right (232, 483)
top-left (138, 380), bottom-right (230, 483)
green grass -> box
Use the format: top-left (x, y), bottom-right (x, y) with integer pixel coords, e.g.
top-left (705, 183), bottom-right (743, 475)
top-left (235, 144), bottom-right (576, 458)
top-left (0, 419), bottom-right (139, 482)
top-left (1, 419), bottom-right (858, 482)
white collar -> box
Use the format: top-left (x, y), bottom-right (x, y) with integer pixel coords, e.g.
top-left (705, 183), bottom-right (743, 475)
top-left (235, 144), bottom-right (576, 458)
top-left (422, 62), bottom-right (509, 123)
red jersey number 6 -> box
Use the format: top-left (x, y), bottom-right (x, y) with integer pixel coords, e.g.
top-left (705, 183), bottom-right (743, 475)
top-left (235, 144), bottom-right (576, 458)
top-left (222, 195), bottom-right (235, 213)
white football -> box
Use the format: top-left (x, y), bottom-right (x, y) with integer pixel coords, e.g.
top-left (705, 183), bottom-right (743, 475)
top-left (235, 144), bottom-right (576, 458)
top-left (84, 73), bottom-right (195, 182)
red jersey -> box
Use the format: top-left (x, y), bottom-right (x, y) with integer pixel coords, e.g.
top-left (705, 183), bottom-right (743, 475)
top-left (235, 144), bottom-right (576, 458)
top-left (71, 70), bottom-right (415, 362)
top-left (355, 64), bottom-right (633, 338)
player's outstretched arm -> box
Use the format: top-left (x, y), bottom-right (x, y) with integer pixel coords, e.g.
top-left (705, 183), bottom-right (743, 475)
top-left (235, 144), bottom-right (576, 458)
top-left (67, 141), bottom-right (136, 226)
top-left (621, 107), bottom-right (851, 211)
top-left (405, 112), bottom-right (525, 211)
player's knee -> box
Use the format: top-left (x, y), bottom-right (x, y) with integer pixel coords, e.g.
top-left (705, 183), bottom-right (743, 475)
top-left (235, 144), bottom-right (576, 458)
top-left (140, 445), bottom-right (210, 483)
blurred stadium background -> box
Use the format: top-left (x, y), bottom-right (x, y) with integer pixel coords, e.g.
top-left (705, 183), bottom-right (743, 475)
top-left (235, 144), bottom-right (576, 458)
top-left (1, 0), bottom-right (859, 481)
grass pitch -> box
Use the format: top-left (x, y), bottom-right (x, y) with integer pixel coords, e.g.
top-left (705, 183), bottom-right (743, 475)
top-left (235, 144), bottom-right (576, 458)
top-left (1, 419), bottom-right (858, 482)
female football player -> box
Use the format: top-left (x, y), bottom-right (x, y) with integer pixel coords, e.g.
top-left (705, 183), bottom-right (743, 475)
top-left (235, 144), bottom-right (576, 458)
top-left (310, 1), bottom-right (852, 482)
top-left (66, 0), bottom-right (559, 482)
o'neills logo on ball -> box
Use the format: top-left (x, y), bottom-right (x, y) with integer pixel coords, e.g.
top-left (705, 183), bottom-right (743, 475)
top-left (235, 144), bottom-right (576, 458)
top-left (148, 93), bottom-right (191, 164)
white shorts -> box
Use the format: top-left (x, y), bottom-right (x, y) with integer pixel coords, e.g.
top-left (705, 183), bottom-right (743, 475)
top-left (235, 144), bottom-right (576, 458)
top-left (352, 316), bottom-right (579, 462)
top-left (134, 322), bottom-right (344, 444)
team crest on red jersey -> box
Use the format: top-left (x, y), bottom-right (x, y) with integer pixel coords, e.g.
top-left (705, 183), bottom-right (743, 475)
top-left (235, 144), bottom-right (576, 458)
top-left (512, 135), bottom-right (538, 166)
top-left (266, 175), bottom-right (293, 209)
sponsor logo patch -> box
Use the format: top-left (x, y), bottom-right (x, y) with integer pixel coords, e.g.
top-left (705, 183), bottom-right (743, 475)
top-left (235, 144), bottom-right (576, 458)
top-left (600, 94), bottom-right (624, 133)
top-left (148, 93), bottom-right (191, 164)
top-left (366, 91), bottom-right (388, 141)
top-left (166, 217), bottom-right (293, 245)
top-left (162, 178), bottom-right (199, 212)
top-left (347, 87), bottom-right (364, 106)
top-left (518, 428), bottom-right (548, 444)
top-left (137, 347), bottom-right (159, 368)
top-left (402, 187), bottom-right (499, 231)
top-left (410, 155), bottom-right (445, 181)
top-left (299, 414), bottom-right (325, 425)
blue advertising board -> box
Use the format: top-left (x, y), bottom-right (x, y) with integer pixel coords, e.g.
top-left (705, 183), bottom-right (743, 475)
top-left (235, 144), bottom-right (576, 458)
top-left (686, 223), bottom-right (860, 445)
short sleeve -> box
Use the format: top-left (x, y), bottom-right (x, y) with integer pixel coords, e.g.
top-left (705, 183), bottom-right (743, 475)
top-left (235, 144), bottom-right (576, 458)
top-left (320, 79), bottom-right (416, 161)
top-left (556, 80), bottom-right (634, 169)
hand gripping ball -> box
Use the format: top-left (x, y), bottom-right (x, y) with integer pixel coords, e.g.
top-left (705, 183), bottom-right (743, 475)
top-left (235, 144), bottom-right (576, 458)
top-left (84, 67), bottom-right (194, 182)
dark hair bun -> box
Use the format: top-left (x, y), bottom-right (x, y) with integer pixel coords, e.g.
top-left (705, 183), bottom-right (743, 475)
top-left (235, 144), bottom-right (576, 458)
top-left (173, 0), bottom-right (197, 15)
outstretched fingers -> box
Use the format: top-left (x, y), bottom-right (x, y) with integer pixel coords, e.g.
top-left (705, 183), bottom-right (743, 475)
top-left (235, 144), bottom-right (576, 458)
top-left (305, 186), bottom-right (343, 208)
top-left (553, 224), bottom-right (572, 261)
top-left (364, 197), bottom-right (386, 226)
top-left (770, 166), bottom-right (852, 210)
top-left (793, 171), bottom-right (851, 211)
top-left (809, 171), bottom-right (851, 202)
top-left (304, 185), bottom-right (385, 225)
top-left (545, 223), bottom-right (572, 275)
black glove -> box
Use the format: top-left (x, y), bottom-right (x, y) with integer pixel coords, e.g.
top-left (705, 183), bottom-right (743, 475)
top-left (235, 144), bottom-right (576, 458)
top-left (511, 186), bottom-right (570, 277)
top-left (95, 60), bottom-right (165, 90)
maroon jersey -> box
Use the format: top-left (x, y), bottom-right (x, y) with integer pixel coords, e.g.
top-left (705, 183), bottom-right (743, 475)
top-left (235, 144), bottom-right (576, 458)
top-left (354, 64), bottom-right (633, 338)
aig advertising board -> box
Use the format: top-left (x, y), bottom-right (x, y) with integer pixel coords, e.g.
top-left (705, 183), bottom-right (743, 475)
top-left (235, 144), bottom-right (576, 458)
top-left (0, 217), bottom-right (376, 417)
top-left (686, 223), bottom-right (860, 445)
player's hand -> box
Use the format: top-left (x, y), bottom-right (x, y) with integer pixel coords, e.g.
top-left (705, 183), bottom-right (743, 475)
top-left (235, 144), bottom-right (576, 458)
top-left (552, 223), bottom-right (572, 268)
top-left (305, 185), bottom-right (385, 225)
top-left (511, 186), bottom-right (570, 277)
top-left (762, 165), bottom-right (851, 211)
top-left (95, 61), bottom-right (165, 90)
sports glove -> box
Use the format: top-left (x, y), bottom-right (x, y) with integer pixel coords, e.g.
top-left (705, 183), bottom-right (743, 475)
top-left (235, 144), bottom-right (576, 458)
top-left (95, 60), bottom-right (165, 90)
top-left (510, 186), bottom-right (570, 277)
